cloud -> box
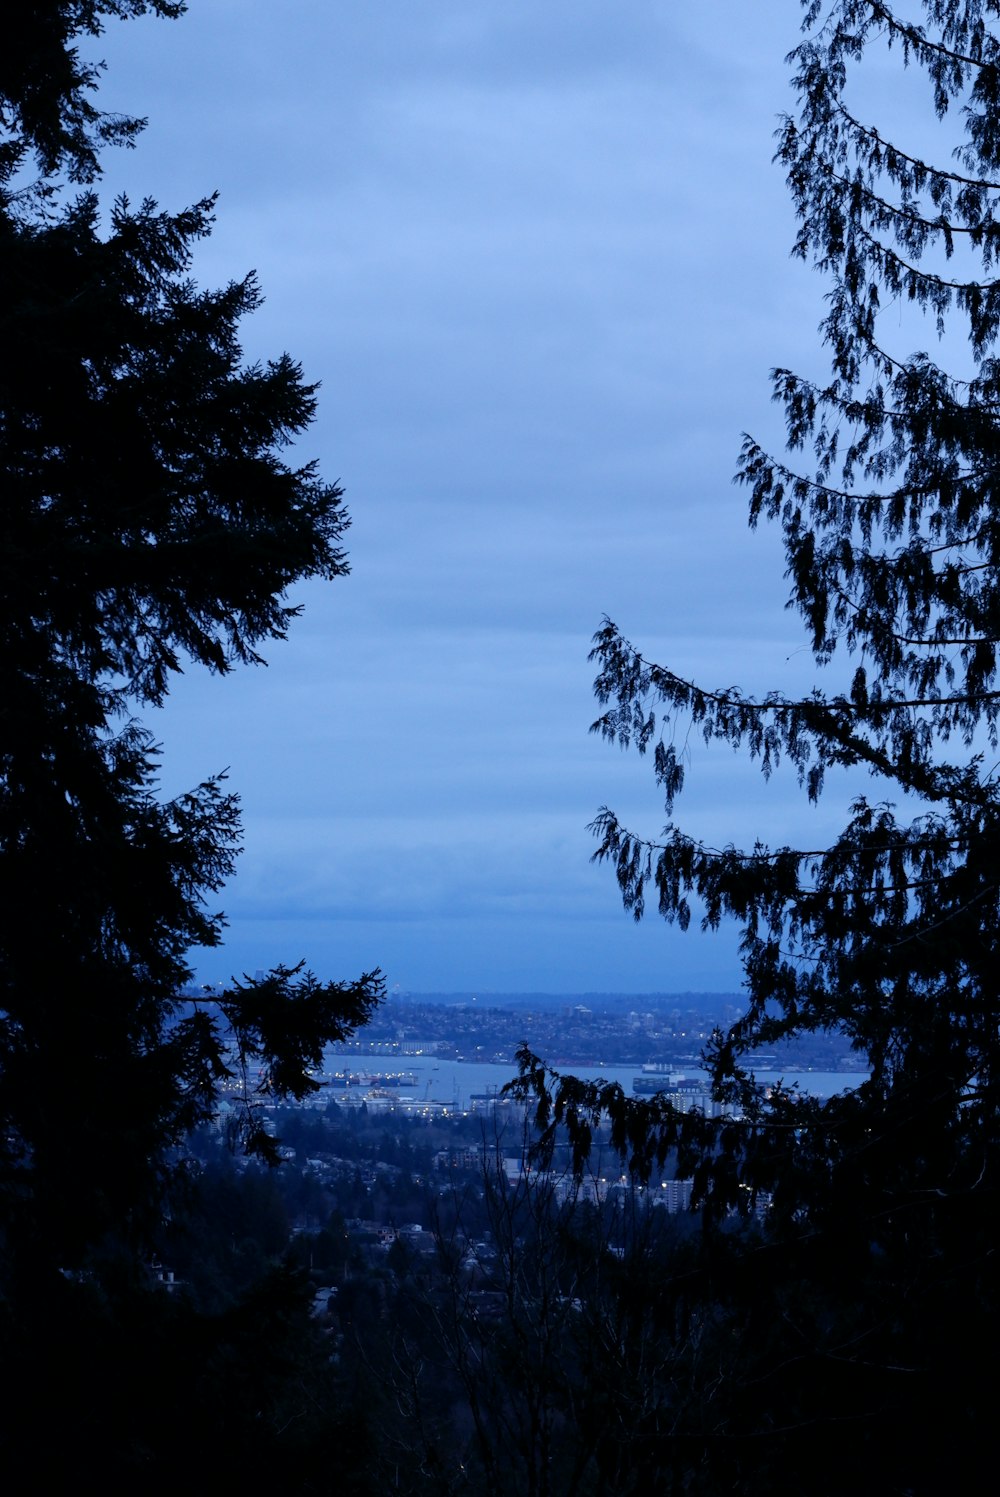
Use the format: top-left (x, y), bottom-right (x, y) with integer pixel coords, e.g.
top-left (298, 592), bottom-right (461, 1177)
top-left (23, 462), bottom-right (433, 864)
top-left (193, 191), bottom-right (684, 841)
top-left (99, 1), bottom-right (833, 992)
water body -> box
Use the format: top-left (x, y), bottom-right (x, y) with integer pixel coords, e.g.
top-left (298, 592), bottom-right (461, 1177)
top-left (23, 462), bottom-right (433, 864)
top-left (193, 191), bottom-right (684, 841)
top-left (324, 1050), bottom-right (867, 1110)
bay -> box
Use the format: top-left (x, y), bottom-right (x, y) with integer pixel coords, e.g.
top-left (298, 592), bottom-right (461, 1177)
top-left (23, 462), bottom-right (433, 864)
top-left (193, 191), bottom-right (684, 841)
top-left (323, 1050), bottom-right (868, 1111)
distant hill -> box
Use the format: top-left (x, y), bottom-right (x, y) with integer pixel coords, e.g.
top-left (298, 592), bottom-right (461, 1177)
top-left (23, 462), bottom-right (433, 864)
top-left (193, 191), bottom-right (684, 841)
top-left (395, 991), bottom-right (746, 1015)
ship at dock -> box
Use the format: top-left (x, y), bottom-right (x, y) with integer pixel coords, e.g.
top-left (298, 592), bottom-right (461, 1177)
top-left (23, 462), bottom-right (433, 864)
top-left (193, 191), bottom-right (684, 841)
top-left (325, 1069), bottom-right (418, 1090)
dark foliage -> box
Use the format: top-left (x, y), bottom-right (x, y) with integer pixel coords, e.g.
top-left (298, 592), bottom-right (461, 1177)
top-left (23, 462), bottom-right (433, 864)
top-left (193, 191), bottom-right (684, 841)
top-left (1, 7), bottom-right (382, 1479)
top-left (1, 0), bottom-right (383, 1280)
top-left (2, 1), bottom-right (185, 183)
top-left (2, 1260), bottom-right (380, 1490)
top-left (509, 2), bottom-right (1000, 1488)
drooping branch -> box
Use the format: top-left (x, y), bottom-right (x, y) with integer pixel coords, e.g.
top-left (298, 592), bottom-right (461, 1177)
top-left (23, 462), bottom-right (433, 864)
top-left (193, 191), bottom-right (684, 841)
top-left (590, 619), bottom-right (1000, 807)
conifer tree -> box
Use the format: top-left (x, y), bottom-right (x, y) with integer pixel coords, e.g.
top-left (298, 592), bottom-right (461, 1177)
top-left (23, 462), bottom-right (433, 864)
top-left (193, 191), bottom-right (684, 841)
top-left (0, 3), bottom-right (382, 1288)
top-left (514, 2), bottom-right (1000, 1484)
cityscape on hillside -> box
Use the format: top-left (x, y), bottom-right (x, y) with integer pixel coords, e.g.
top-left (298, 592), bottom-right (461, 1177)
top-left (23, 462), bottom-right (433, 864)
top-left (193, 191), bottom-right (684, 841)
top-left (329, 992), bottom-right (862, 1072)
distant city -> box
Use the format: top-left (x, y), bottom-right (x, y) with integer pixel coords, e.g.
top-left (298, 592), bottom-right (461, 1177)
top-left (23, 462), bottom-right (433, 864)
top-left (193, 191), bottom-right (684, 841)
top-left (323, 991), bottom-right (862, 1073)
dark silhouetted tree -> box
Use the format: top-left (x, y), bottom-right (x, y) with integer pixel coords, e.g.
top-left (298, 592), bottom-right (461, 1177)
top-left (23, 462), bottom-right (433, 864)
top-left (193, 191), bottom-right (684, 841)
top-left (0, 8), bottom-right (382, 1472)
top-left (514, 2), bottom-right (1000, 1488)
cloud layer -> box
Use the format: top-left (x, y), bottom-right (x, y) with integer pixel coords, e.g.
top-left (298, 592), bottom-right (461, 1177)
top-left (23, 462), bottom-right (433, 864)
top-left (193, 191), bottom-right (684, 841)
top-left (94, 2), bottom-right (844, 992)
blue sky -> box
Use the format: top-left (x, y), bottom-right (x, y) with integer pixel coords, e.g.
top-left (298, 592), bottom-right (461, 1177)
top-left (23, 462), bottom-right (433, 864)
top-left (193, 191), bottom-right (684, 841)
top-left (91, 1), bottom-right (858, 993)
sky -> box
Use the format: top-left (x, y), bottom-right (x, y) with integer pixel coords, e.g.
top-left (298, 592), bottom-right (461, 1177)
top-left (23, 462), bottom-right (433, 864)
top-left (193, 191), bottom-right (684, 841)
top-left (89, 1), bottom-right (863, 994)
